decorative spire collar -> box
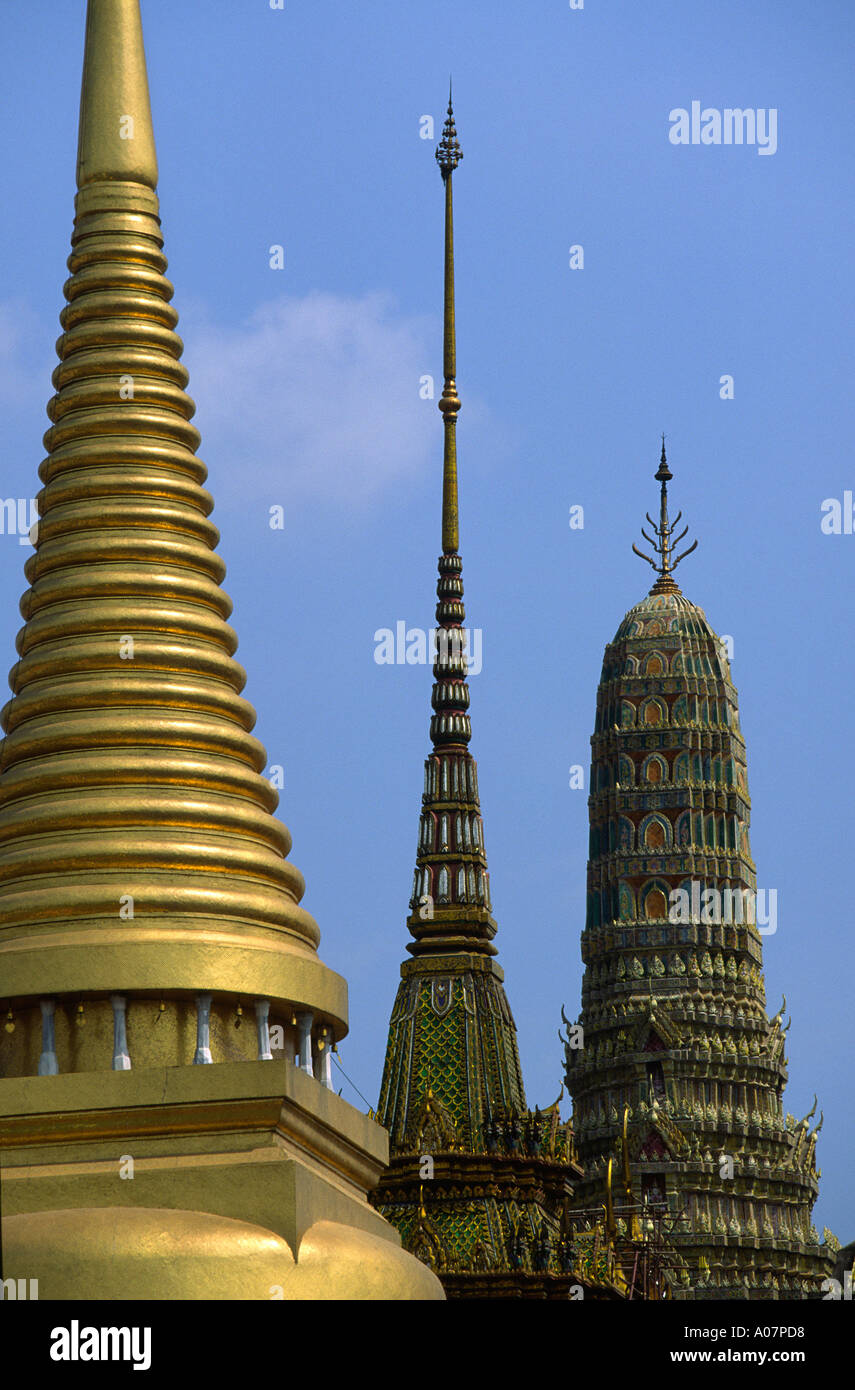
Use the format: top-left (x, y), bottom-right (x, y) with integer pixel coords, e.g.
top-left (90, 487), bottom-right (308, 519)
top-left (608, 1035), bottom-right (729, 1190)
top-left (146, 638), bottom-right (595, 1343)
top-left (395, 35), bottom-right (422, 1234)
top-left (435, 82), bottom-right (463, 179)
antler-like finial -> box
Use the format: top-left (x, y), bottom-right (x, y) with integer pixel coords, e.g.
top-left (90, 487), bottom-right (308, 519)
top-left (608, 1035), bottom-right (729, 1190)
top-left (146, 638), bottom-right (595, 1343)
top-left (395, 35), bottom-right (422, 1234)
top-left (632, 439), bottom-right (698, 590)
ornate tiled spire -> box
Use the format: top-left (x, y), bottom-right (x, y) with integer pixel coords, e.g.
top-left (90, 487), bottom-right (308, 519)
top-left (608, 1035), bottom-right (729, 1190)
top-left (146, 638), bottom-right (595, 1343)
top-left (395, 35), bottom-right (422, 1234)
top-left (563, 448), bottom-right (836, 1299)
top-left (371, 99), bottom-right (608, 1299)
top-left (407, 94), bottom-right (494, 961)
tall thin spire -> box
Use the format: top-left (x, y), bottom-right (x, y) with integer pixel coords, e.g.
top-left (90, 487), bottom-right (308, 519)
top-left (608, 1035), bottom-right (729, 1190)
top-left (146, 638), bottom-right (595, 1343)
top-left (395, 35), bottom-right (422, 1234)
top-left (632, 439), bottom-right (698, 592)
top-left (428, 94), bottom-right (471, 764)
top-left (372, 97), bottom-right (596, 1294)
top-left (410, 98), bottom-right (490, 957)
top-left (435, 89), bottom-right (462, 555)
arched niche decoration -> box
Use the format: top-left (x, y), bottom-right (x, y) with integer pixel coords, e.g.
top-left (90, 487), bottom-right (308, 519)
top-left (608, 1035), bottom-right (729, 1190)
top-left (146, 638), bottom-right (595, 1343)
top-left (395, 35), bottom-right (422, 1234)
top-left (640, 696), bottom-right (666, 727)
top-left (646, 822), bottom-right (665, 848)
top-left (641, 881), bottom-right (670, 921)
top-left (640, 813), bottom-right (672, 850)
top-left (642, 754), bottom-right (667, 785)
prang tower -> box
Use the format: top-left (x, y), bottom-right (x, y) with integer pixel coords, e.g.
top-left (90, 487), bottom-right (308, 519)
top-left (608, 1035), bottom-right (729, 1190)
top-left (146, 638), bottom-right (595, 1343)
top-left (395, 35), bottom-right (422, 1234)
top-left (563, 445), bottom-right (837, 1298)
top-left (371, 99), bottom-right (608, 1299)
top-left (0, 0), bottom-right (440, 1301)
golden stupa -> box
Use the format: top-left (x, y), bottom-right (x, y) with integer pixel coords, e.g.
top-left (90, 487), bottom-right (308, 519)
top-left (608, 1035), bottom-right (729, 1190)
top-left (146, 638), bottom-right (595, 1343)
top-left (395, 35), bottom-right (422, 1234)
top-left (0, 0), bottom-right (441, 1301)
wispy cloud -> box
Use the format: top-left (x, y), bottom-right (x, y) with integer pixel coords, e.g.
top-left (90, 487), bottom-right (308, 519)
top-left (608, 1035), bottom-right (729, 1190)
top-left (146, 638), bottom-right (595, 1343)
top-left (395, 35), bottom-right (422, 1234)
top-left (2, 290), bottom-right (496, 512)
top-left (184, 291), bottom-right (443, 506)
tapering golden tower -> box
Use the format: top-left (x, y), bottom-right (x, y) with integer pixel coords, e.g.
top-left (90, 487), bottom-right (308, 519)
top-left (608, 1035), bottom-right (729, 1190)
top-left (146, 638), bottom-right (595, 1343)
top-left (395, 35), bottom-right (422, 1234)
top-left (0, 0), bottom-right (441, 1301)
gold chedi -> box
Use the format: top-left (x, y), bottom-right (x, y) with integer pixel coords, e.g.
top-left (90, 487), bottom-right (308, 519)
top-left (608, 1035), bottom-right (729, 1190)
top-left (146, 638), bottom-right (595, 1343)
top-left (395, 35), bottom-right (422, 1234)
top-left (0, 0), bottom-right (441, 1302)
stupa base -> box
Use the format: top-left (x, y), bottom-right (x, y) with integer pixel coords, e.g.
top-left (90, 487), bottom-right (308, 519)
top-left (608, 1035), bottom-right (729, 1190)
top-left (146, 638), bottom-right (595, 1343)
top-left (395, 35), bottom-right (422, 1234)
top-left (0, 1059), bottom-right (443, 1301)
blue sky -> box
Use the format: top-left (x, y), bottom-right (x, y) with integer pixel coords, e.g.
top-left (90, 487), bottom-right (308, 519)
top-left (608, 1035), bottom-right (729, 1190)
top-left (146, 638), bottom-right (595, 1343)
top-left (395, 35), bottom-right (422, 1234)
top-left (1, 0), bottom-right (852, 1241)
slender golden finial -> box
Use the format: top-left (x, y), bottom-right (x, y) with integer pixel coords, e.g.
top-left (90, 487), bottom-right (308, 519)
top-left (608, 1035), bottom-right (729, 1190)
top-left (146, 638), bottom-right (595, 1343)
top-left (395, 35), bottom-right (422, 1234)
top-left (436, 88), bottom-right (462, 554)
top-left (76, 0), bottom-right (158, 191)
top-left (632, 438), bottom-right (698, 589)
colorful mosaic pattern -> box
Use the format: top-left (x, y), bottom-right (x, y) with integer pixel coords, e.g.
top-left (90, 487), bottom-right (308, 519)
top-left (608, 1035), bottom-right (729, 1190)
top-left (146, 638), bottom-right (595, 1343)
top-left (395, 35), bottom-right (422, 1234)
top-left (564, 467), bottom-right (836, 1299)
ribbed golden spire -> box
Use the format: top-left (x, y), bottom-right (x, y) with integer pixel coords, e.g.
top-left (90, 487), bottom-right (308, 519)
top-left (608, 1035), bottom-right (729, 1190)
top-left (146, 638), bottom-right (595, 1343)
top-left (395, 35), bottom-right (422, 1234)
top-left (0, 0), bottom-right (345, 1071)
top-left (436, 86), bottom-right (462, 555)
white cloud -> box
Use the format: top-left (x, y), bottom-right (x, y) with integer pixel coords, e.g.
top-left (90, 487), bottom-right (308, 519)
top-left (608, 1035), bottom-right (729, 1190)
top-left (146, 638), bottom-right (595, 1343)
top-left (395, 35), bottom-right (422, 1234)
top-left (185, 292), bottom-right (442, 505)
top-left (0, 290), bottom-right (496, 512)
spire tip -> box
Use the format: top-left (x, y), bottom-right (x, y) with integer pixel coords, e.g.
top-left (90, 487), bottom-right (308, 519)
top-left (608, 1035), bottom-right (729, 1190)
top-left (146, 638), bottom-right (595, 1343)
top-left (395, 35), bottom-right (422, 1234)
top-left (436, 90), bottom-right (463, 179)
top-left (656, 432), bottom-right (671, 482)
top-left (76, 0), bottom-right (159, 192)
